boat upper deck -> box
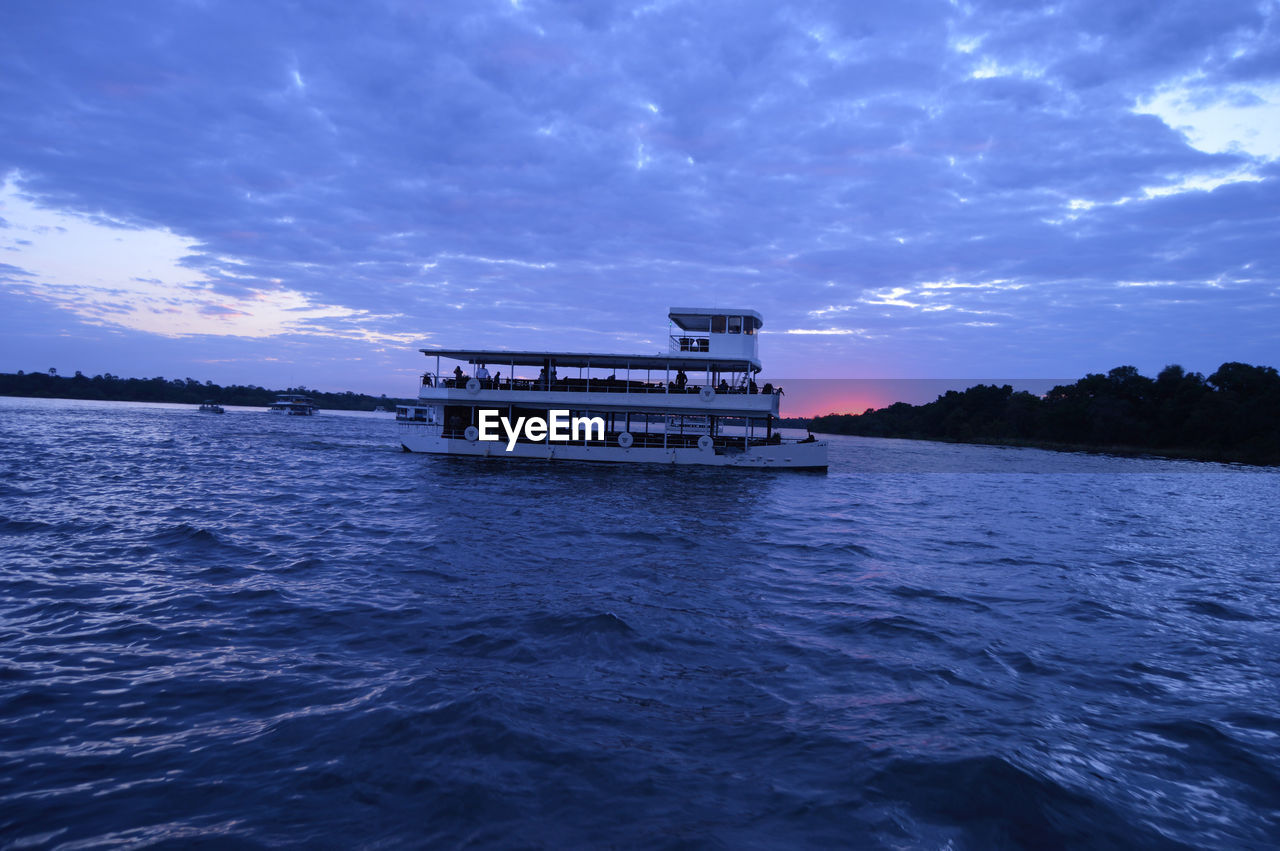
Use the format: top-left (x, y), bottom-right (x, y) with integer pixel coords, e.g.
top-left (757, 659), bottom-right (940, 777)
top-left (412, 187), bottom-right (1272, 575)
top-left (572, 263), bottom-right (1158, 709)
top-left (413, 308), bottom-right (786, 417)
top-left (418, 348), bottom-right (760, 373)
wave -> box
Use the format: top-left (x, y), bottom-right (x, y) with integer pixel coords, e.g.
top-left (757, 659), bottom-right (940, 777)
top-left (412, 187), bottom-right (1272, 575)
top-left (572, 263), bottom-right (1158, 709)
top-left (869, 754), bottom-right (1193, 849)
top-left (2, 398), bottom-right (1277, 848)
top-left (1181, 599), bottom-right (1256, 621)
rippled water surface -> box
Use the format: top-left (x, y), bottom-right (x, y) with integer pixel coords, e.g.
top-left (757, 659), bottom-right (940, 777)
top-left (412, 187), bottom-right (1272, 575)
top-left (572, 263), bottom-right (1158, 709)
top-left (2, 397), bottom-right (1278, 849)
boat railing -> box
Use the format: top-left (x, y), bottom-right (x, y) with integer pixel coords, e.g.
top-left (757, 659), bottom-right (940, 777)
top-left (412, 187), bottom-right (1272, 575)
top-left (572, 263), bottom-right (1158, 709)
top-left (669, 334), bottom-right (710, 353)
top-left (427, 374), bottom-right (779, 396)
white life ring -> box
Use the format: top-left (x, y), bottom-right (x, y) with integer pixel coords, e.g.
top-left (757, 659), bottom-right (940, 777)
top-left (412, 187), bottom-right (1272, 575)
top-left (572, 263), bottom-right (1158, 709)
top-left (465, 377), bottom-right (481, 394)
top-left (618, 431), bottom-right (634, 448)
top-left (698, 385), bottom-right (715, 401)
top-left (464, 425), bottom-right (479, 442)
top-left (697, 435), bottom-right (714, 451)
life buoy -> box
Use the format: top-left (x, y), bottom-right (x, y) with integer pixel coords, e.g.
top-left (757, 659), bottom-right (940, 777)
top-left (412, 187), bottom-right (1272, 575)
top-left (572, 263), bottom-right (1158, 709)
top-left (697, 435), bottom-right (714, 451)
top-left (464, 425), bottom-right (479, 442)
top-left (465, 378), bottom-right (481, 394)
top-left (618, 431), bottom-right (634, 448)
top-left (698, 385), bottom-right (715, 401)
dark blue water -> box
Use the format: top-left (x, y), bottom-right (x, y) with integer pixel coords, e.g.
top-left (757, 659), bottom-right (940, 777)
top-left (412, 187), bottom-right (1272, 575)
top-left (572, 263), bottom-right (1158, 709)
top-left (2, 398), bottom-right (1278, 849)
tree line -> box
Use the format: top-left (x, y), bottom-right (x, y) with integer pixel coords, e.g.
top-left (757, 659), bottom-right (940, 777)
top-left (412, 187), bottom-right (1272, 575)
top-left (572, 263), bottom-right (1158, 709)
top-left (807, 363), bottom-right (1280, 465)
top-left (0, 370), bottom-right (416, 412)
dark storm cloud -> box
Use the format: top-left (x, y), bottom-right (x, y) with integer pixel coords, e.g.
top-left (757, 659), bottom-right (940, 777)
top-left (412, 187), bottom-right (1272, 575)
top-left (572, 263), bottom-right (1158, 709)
top-left (0, 0), bottom-right (1276, 390)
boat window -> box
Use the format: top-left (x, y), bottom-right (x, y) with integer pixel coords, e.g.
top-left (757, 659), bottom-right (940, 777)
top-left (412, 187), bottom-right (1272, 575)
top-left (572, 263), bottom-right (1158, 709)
top-left (711, 315), bottom-right (726, 333)
top-left (682, 315), bottom-right (711, 332)
top-left (727, 316), bottom-right (742, 334)
top-left (744, 318), bottom-right (755, 335)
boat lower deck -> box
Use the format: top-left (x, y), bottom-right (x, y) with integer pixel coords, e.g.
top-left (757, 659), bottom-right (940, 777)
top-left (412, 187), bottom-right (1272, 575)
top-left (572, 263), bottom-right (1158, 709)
top-left (397, 423), bottom-right (827, 469)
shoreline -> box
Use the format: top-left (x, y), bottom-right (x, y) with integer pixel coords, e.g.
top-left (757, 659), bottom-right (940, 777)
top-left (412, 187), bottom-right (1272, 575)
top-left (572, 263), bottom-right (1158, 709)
top-left (0, 371), bottom-right (415, 412)
top-left (809, 429), bottom-right (1279, 468)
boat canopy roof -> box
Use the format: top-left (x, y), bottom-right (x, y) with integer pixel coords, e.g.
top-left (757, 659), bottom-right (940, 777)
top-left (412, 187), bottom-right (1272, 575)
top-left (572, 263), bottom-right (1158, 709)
top-left (419, 348), bottom-right (761, 372)
top-left (668, 307), bottom-right (763, 332)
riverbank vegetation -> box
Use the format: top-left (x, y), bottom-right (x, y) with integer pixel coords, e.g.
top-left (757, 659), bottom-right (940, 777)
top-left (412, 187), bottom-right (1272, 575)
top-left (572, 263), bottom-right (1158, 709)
top-left (807, 363), bottom-right (1280, 465)
top-left (0, 371), bottom-right (414, 411)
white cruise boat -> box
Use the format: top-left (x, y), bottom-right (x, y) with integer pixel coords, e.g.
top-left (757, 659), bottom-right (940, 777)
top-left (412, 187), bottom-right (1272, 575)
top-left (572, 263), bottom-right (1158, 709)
top-left (396, 308), bottom-right (827, 469)
top-left (267, 394), bottom-right (318, 416)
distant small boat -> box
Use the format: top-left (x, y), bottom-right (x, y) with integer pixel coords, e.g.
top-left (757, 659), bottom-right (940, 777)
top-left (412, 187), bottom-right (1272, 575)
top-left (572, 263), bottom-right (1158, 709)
top-left (373, 405), bottom-right (387, 413)
top-left (198, 400), bottom-right (225, 414)
top-left (268, 394), bottom-right (318, 416)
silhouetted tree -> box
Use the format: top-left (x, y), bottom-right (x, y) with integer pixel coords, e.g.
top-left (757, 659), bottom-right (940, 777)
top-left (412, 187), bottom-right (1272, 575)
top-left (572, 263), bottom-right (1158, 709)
top-left (807, 362), bottom-right (1280, 465)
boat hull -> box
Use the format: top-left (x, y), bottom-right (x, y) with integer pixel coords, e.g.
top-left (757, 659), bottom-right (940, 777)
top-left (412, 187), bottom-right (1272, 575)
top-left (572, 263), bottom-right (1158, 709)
top-left (398, 426), bottom-right (827, 469)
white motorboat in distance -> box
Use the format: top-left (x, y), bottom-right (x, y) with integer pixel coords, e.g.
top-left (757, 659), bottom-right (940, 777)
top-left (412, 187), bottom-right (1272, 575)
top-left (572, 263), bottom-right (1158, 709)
top-left (397, 308), bottom-right (827, 469)
top-left (198, 400), bottom-right (225, 414)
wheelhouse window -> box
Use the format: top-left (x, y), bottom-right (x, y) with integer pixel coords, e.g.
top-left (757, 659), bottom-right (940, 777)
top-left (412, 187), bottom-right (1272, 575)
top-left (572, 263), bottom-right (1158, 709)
top-left (711, 315), bottom-right (727, 333)
top-left (728, 316), bottom-right (742, 334)
top-left (683, 316), bottom-right (711, 332)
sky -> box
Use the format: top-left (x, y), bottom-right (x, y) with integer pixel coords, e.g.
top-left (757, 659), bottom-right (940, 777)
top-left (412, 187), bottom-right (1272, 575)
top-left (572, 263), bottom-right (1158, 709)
top-left (1, 0), bottom-right (1277, 407)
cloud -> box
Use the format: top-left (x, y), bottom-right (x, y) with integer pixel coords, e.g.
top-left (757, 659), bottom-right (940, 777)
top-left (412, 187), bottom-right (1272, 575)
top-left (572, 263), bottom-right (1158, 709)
top-left (1136, 81), bottom-right (1280, 158)
top-left (0, 179), bottom-right (416, 344)
top-left (0, 0), bottom-right (1276, 391)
